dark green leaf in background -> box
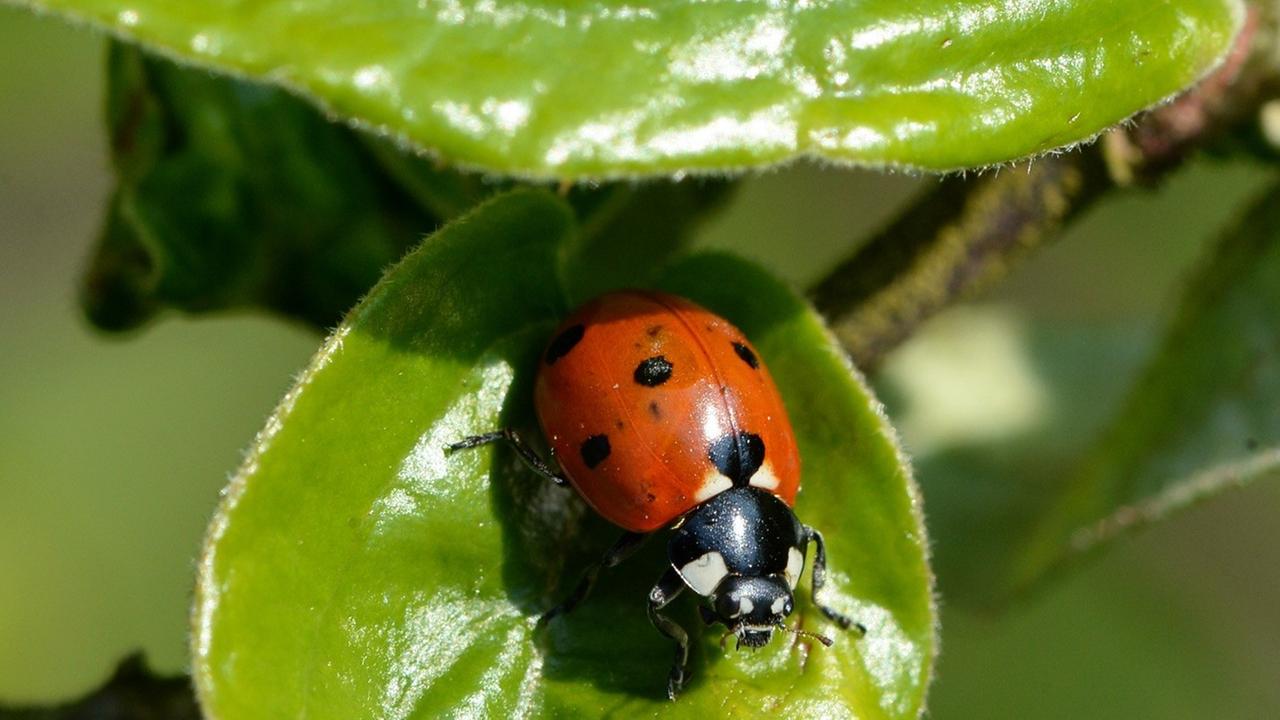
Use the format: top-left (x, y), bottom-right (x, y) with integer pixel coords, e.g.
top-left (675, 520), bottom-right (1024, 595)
top-left (18, 0), bottom-right (1243, 178)
top-left (0, 654), bottom-right (199, 720)
top-left (86, 41), bottom-right (438, 331)
top-left (193, 190), bottom-right (935, 718)
top-left (86, 43), bottom-right (733, 332)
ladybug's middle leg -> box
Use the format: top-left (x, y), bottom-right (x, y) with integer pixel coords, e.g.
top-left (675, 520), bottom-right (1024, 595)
top-left (647, 568), bottom-right (690, 700)
top-left (446, 428), bottom-right (567, 486)
top-left (803, 525), bottom-right (867, 637)
top-left (540, 531), bottom-right (647, 624)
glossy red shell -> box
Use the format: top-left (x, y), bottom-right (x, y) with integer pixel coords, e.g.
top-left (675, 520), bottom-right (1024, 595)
top-left (534, 290), bottom-right (801, 533)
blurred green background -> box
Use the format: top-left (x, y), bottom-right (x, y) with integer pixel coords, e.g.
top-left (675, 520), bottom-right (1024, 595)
top-left (2, 6), bottom-right (1278, 717)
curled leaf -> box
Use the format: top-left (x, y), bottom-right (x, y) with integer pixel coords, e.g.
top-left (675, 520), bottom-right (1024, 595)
top-left (86, 43), bottom-right (732, 331)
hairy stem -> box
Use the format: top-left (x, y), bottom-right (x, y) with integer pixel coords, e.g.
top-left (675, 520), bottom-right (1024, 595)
top-left (810, 151), bottom-right (1109, 369)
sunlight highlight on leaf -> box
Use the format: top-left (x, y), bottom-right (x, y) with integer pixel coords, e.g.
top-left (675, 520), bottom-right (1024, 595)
top-left (19, 0), bottom-right (1244, 178)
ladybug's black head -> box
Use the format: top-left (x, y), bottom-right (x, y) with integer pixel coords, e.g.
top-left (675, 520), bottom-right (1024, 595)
top-left (670, 487), bottom-right (819, 649)
top-left (710, 575), bottom-right (794, 648)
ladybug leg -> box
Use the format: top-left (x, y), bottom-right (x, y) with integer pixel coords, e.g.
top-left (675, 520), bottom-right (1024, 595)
top-left (803, 526), bottom-right (867, 637)
top-left (446, 429), bottom-right (567, 486)
top-left (540, 531), bottom-right (647, 624)
top-left (647, 568), bottom-right (690, 700)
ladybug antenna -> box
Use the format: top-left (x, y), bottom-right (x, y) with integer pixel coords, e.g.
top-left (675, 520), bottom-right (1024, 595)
top-left (779, 623), bottom-right (834, 647)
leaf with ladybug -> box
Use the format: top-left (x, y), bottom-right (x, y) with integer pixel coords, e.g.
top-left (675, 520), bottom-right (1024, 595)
top-left (193, 189), bottom-right (935, 717)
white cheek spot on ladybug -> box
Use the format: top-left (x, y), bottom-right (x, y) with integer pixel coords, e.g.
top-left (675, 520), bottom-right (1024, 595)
top-left (695, 470), bottom-right (734, 502)
top-left (725, 590), bottom-right (754, 618)
top-left (748, 461), bottom-right (780, 491)
top-left (679, 551), bottom-right (730, 596)
top-left (784, 546), bottom-right (804, 589)
top-left (771, 596), bottom-right (787, 615)
top-left (725, 592), bottom-right (742, 618)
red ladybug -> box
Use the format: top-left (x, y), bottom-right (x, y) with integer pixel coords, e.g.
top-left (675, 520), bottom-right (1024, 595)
top-left (449, 290), bottom-right (860, 699)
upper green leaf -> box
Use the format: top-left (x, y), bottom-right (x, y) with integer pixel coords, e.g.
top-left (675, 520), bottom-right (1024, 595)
top-left (23, 0), bottom-right (1243, 178)
top-left (193, 190), bottom-right (935, 718)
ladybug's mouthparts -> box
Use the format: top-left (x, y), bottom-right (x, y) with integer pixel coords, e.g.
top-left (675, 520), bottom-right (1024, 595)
top-left (724, 623), bottom-right (834, 651)
top-left (736, 626), bottom-right (775, 649)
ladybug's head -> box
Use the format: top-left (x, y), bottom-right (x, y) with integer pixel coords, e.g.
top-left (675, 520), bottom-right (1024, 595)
top-left (672, 487), bottom-right (831, 650)
top-left (707, 575), bottom-right (793, 648)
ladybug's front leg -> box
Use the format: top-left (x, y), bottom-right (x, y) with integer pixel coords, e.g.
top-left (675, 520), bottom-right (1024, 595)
top-left (647, 568), bottom-right (689, 700)
top-left (540, 531), bottom-right (647, 624)
top-left (446, 428), bottom-right (567, 486)
top-left (803, 526), bottom-right (867, 637)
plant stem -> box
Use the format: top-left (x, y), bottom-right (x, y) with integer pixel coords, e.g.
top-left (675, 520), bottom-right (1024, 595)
top-left (809, 151), bottom-right (1109, 369)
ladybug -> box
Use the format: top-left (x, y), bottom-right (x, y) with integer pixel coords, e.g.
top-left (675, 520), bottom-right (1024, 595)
top-left (448, 290), bottom-right (861, 699)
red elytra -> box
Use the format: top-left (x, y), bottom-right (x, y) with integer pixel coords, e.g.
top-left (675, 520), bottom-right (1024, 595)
top-left (534, 290), bottom-right (801, 532)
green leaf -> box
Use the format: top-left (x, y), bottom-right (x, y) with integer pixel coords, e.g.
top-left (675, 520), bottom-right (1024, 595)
top-left (86, 43), bottom-right (733, 331)
top-left (21, 0), bottom-right (1242, 178)
top-left (561, 178), bottom-right (735, 304)
top-left (193, 190), bottom-right (935, 718)
top-left (85, 41), bottom-right (438, 331)
top-left (1003, 178), bottom-right (1280, 595)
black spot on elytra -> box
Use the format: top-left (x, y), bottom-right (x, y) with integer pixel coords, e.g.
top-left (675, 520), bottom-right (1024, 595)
top-left (708, 431), bottom-right (765, 486)
top-left (732, 341), bottom-right (759, 369)
top-left (580, 434), bottom-right (611, 468)
top-left (615, 419), bottom-right (625, 430)
top-left (634, 356), bottom-right (673, 386)
top-left (545, 324), bottom-right (585, 365)
top-left (646, 324), bottom-right (663, 338)
top-left (648, 400), bottom-right (662, 419)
